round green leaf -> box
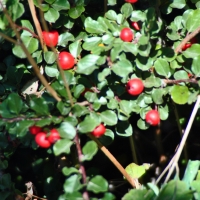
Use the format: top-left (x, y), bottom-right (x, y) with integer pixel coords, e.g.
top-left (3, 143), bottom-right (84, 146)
top-left (44, 51), bottom-right (56, 64)
top-left (63, 174), bottom-right (82, 193)
top-left (45, 64), bottom-right (59, 78)
top-left (76, 54), bottom-right (100, 75)
top-left (58, 32), bottom-right (74, 47)
top-left (100, 110), bottom-right (118, 126)
top-left (154, 58), bottom-right (171, 78)
top-left (112, 59), bottom-right (133, 78)
top-left (69, 40), bottom-right (82, 58)
top-left (44, 8), bottom-right (59, 23)
top-left (58, 122), bottom-right (76, 140)
top-left (52, 0), bottom-right (70, 11)
top-left (53, 139), bottom-right (73, 156)
top-left (82, 141), bottom-right (98, 161)
top-left (87, 175), bottom-right (108, 193)
top-left (170, 85), bottom-right (190, 104)
top-left (186, 8), bottom-right (200, 32)
top-left (78, 114), bottom-right (100, 133)
top-left (68, 6), bottom-right (85, 19)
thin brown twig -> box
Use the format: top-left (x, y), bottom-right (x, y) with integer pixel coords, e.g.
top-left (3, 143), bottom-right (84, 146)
top-left (27, 0), bottom-right (44, 48)
top-left (14, 24), bottom-right (39, 38)
top-left (88, 133), bottom-right (136, 188)
top-left (164, 78), bottom-right (198, 84)
top-left (0, 32), bottom-right (18, 44)
top-left (74, 133), bottom-right (90, 200)
top-left (175, 26), bottom-right (200, 54)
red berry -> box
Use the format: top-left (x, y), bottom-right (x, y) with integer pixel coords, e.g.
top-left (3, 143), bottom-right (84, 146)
top-left (120, 28), bottom-right (134, 42)
top-left (91, 124), bottom-right (106, 138)
top-left (58, 52), bottom-right (75, 70)
top-left (48, 129), bottom-right (60, 143)
top-left (125, 0), bottom-right (138, 3)
top-left (35, 132), bottom-right (51, 148)
top-left (126, 78), bottom-right (144, 96)
top-left (145, 110), bottom-right (160, 126)
top-left (182, 43), bottom-right (192, 51)
top-left (42, 30), bottom-right (59, 47)
top-left (29, 125), bottom-right (42, 135)
top-left (131, 22), bottom-right (140, 31)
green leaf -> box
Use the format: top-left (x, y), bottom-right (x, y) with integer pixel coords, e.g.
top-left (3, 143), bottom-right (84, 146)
top-left (174, 70), bottom-right (189, 80)
top-left (87, 175), bottom-right (108, 193)
top-left (131, 10), bottom-right (146, 22)
top-left (121, 3), bottom-right (133, 18)
top-left (44, 51), bottom-right (56, 64)
top-left (51, 0), bottom-right (70, 11)
top-left (137, 118), bottom-right (150, 130)
top-left (7, 93), bottom-right (23, 115)
top-left (69, 40), bottom-right (82, 58)
top-left (100, 110), bottom-right (118, 126)
top-left (182, 160), bottom-right (200, 188)
top-left (78, 114), bottom-right (100, 133)
top-left (125, 163), bottom-right (146, 179)
top-left (144, 75), bottom-right (162, 88)
top-left (0, 160), bottom-right (8, 170)
top-left (157, 180), bottom-right (193, 200)
top-left (83, 37), bottom-right (101, 51)
top-left (76, 54), bottom-right (100, 75)
top-left (116, 121), bottom-right (133, 137)
top-left (72, 104), bottom-right (89, 117)
top-left (82, 141), bottom-right (98, 161)
top-left (186, 8), bottom-right (200, 32)
top-left (152, 88), bottom-right (165, 104)
top-left (170, 85), bottom-right (189, 105)
top-left (57, 122), bottom-right (76, 140)
top-left (170, 0), bottom-right (186, 9)
top-left (84, 17), bottom-right (106, 34)
top-left (45, 64), bottom-right (59, 77)
top-left (192, 56), bottom-right (200, 77)
top-left (68, 6), bottom-right (85, 19)
top-left (112, 59), bottom-right (133, 78)
top-left (12, 36), bottom-right (39, 59)
top-left (108, 0), bottom-right (117, 6)
top-left (122, 42), bottom-right (138, 56)
top-left (16, 120), bottom-right (34, 137)
top-left (21, 20), bottom-right (34, 37)
top-left (183, 44), bottom-right (200, 58)
top-left (63, 174), bottom-right (83, 193)
top-left (44, 8), bottom-right (59, 23)
top-left (122, 189), bottom-right (155, 200)
top-left (158, 104), bottom-right (169, 120)
top-left (53, 139), bottom-right (73, 156)
top-left (57, 101), bottom-right (71, 115)
top-left (29, 96), bottom-right (50, 115)
top-left (9, 2), bottom-right (24, 21)
top-left (62, 167), bottom-right (79, 176)
top-left (58, 32), bottom-right (74, 47)
top-left (105, 10), bottom-right (117, 21)
top-left (154, 58), bottom-right (171, 78)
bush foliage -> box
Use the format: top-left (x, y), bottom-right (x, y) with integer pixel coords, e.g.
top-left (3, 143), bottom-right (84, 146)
top-left (1, 0), bottom-right (200, 199)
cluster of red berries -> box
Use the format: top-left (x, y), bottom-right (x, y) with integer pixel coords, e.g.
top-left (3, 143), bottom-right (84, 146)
top-left (42, 30), bottom-right (75, 70)
top-left (126, 78), bottom-right (160, 126)
top-left (29, 125), bottom-right (60, 148)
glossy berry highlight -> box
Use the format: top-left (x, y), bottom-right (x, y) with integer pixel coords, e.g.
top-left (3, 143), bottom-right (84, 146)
top-left (145, 110), bottom-right (160, 126)
top-left (126, 78), bottom-right (144, 96)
